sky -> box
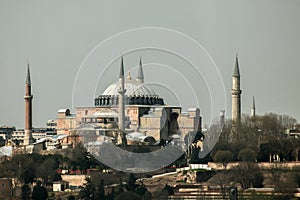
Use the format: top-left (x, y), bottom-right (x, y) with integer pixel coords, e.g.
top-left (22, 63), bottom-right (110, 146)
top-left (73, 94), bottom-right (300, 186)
top-left (0, 0), bottom-right (300, 128)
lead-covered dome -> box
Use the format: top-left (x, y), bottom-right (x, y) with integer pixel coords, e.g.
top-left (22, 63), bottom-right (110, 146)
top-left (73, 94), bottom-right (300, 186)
top-left (94, 57), bottom-right (165, 106)
top-left (102, 79), bottom-right (155, 96)
top-left (95, 79), bottom-right (165, 106)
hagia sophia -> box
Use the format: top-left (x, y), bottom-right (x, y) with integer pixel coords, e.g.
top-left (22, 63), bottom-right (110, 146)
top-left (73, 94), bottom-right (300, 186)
top-left (0, 53), bottom-right (248, 156)
top-left (75, 56), bottom-right (201, 145)
top-left (6, 55), bottom-right (207, 153)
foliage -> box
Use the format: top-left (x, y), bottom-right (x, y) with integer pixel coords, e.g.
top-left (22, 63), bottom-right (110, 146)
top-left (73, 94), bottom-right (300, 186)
top-left (196, 170), bottom-right (216, 182)
top-left (67, 143), bottom-right (102, 170)
top-left (36, 158), bottom-right (61, 185)
top-left (231, 163), bottom-right (263, 189)
top-left (213, 150), bottom-right (233, 169)
top-left (21, 184), bottom-right (31, 200)
top-left (68, 196), bottom-right (76, 200)
top-left (114, 191), bottom-right (141, 200)
top-left (31, 180), bottom-right (48, 200)
top-left (79, 177), bottom-right (96, 200)
top-left (95, 179), bottom-right (105, 200)
top-left (211, 113), bottom-right (300, 163)
top-left (238, 148), bottom-right (257, 162)
top-left (127, 173), bottom-right (137, 191)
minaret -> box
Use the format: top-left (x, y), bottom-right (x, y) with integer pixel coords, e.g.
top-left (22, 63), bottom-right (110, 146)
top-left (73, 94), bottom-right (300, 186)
top-left (251, 96), bottom-right (256, 118)
top-left (220, 110), bottom-right (225, 127)
top-left (24, 63), bottom-right (34, 145)
top-left (118, 56), bottom-right (126, 132)
top-left (231, 54), bottom-right (242, 128)
top-left (136, 57), bottom-right (144, 83)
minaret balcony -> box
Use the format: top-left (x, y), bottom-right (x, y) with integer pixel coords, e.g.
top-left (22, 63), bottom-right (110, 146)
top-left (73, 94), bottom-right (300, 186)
top-left (24, 95), bottom-right (33, 99)
top-left (231, 90), bottom-right (241, 95)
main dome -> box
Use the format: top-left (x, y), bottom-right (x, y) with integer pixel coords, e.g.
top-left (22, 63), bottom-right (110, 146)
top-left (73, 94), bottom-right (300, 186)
top-left (102, 79), bottom-right (155, 96)
top-left (94, 57), bottom-right (165, 106)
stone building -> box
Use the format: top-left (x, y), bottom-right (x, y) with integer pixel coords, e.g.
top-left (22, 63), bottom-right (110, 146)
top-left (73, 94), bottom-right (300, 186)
top-left (56, 109), bottom-right (76, 135)
top-left (76, 57), bottom-right (201, 143)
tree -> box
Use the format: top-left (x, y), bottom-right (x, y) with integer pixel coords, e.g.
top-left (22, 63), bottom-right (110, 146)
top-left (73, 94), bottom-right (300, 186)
top-left (68, 196), bottom-right (76, 200)
top-left (32, 180), bottom-right (48, 200)
top-left (79, 178), bottom-right (96, 200)
top-left (21, 184), bottom-right (31, 200)
top-left (238, 148), bottom-right (257, 162)
top-left (268, 165), bottom-right (297, 193)
top-left (95, 179), bottom-right (105, 199)
top-left (115, 191), bottom-right (141, 200)
top-left (212, 171), bottom-right (233, 199)
top-left (231, 163), bottom-right (263, 189)
top-left (36, 158), bottom-right (60, 185)
top-left (127, 173), bottom-right (136, 191)
top-left (252, 170), bottom-right (264, 188)
top-left (278, 114), bottom-right (297, 129)
top-left (213, 150), bottom-right (233, 169)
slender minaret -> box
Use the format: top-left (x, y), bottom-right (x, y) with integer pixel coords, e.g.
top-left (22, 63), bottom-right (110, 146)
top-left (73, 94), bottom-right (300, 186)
top-left (136, 57), bottom-right (144, 83)
top-left (251, 96), bottom-right (256, 118)
top-left (231, 54), bottom-right (242, 128)
top-left (24, 63), bottom-right (34, 145)
top-left (220, 110), bottom-right (225, 127)
top-left (118, 56), bottom-right (126, 132)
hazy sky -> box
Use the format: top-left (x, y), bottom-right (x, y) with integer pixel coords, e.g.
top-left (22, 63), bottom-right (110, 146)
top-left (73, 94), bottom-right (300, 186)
top-left (1, 0), bottom-right (300, 128)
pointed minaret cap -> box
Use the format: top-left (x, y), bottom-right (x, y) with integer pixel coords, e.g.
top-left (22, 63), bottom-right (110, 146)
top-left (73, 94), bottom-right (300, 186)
top-left (136, 57), bottom-right (144, 83)
top-left (252, 96), bottom-right (255, 109)
top-left (26, 61), bottom-right (31, 85)
top-left (233, 54), bottom-right (240, 77)
top-left (119, 56), bottom-right (124, 78)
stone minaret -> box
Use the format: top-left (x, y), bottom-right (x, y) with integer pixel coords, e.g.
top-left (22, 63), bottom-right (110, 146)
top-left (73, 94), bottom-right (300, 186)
top-left (231, 55), bottom-right (242, 128)
top-left (136, 57), bottom-right (144, 83)
top-left (251, 96), bottom-right (256, 118)
top-left (24, 63), bottom-right (34, 145)
top-left (118, 56), bottom-right (126, 132)
top-left (220, 110), bottom-right (225, 127)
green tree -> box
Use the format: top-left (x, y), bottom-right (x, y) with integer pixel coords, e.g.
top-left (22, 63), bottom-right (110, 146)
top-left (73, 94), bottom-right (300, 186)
top-left (21, 184), bottom-right (31, 200)
top-left (127, 173), bottom-right (136, 191)
top-left (115, 191), bottom-right (141, 200)
top-left (37, 158), bottom-right (60, 185)
top-left (213, 150), bottom-right (233, 169)
top-left (32, 180), bottom-right (48, 200)
top-left (79, 178), bottom-right (96, 200)
top-left (238, 148), bottom-right (257, 162)
top-left (232, 163), bottom-right (263, 189)
top-left (252, 170), bottom-right (264, 188)
top-left (95, 179), bottom-right (105, 199)
top-left (68, 196), bottom-right (75, 200)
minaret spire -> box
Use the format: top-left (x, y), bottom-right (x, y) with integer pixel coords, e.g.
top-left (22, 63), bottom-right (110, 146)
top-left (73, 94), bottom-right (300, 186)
top-left (24, 62), bottom-right (34, 145)
top-left (136, 57), bottom-right (144, 83)
top-left (26, 61), bottom-right (31, 85)
top-left (119, 56), bottom-right (124, 78)
top-left (233, 54), bottom-right (240, 77)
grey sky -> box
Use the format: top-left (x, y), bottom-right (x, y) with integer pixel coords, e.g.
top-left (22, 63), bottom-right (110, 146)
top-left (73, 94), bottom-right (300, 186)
top-left (0, 0), bottom-right (299, 128)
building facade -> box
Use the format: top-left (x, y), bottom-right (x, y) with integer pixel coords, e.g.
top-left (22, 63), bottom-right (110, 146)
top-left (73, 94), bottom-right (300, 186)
top-left (76, 57), bottom-right (201, 142)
